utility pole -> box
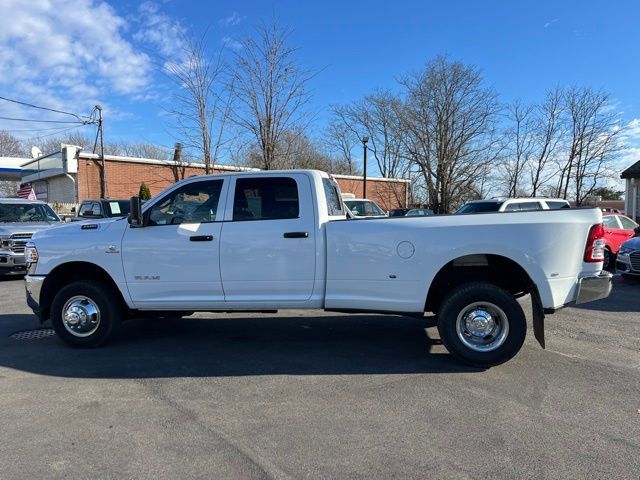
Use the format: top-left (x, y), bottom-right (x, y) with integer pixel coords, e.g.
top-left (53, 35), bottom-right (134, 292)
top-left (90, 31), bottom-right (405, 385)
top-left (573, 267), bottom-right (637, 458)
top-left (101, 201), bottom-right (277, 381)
top-left (93, 105), bottom-right (108, 198)
top-left (362, 136), bottom-right (369, 198)
top-left (172, 142), bottom-right (183, 182)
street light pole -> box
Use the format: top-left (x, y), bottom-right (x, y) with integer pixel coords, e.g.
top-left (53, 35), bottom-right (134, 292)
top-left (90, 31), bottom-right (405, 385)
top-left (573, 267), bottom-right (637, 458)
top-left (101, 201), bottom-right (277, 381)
top-left (362, 136), bottom-right (369, 198)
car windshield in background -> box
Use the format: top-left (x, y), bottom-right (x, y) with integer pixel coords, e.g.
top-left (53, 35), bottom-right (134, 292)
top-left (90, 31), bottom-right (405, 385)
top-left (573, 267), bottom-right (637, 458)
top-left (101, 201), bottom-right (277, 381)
top-left (0, 203), bottom-right (59, 222)
top-left (456, 201), bottom-right (502, 214)
top-left (344, 200), bottom-right (385, 216)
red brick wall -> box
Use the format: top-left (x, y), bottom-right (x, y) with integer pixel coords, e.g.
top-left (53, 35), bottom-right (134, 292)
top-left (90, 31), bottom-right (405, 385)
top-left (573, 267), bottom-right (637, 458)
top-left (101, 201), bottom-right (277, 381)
top-left (78, 158), bottom-right (224, 201)
top-left (335, 177), bottom-right (407, 211)
top-left (76, 157), bottom-right (408, 210)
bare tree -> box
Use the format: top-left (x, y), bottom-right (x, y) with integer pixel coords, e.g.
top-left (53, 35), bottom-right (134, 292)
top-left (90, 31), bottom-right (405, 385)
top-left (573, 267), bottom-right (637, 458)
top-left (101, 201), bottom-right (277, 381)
top-left (166, 33), bottom-right (233, 173)
top-left (231, 20), bottom-right (314, 170)
top-left (242, 128), bottom-right (354, 175)
top-left (556, 87), bottom-right (624, 204)
top-left (0, 130), bottom-right (26, 157)
top-left (0, 131), bottom-right (26, 197)
top-left (529, 87), bottom-right (565, 196)
top-left (500, 100), bottom-right (535, 196)
top-left (399, 56), bottom-right (501, 213)
top-left (330, 89), bottom-right (408, 178)
top-left (324, 119), bottom-right (359, 175)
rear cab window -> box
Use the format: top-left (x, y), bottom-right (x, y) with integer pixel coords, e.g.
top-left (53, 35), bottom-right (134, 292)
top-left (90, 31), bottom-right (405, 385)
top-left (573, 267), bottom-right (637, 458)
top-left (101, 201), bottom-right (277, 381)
top-left (322, 178), bottom-right (344, 217)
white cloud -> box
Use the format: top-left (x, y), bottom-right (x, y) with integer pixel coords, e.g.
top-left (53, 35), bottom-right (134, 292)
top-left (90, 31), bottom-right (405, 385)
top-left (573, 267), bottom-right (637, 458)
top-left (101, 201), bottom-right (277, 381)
top-left (0, 0), bottom-right (159, 138)
top-left (544, 18), bottom-right (559, 28)
top-left (134, 1), bottom-right (186, 59)
top-left (219, 12), bottom-right (246, 27)
top-left (619, 118), bottom-right (640, 168)
top-left (222, 36), bottom-right (243, 51)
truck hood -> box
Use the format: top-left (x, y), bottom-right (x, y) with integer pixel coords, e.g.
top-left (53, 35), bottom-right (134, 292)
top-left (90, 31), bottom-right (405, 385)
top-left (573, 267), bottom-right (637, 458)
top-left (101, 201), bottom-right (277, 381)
top-left (0, 222), bottom-right (61, 236)
top-left (31, 217), bottom-right (124, 241)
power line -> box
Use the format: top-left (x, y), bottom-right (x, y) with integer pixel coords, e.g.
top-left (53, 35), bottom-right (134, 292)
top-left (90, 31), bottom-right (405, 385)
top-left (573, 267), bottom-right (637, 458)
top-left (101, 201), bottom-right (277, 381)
top-left (0, 116), bottom-right (87, 124)
top-left (0, 95), bottom-right (92, 123)
top-left (23, 123), bottom-right (93, 141)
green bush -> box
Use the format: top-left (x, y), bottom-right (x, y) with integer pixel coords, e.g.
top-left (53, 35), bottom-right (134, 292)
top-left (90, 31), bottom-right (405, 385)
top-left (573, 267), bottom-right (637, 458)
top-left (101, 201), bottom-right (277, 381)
top-left (138, 182), bottom-right (151, 200)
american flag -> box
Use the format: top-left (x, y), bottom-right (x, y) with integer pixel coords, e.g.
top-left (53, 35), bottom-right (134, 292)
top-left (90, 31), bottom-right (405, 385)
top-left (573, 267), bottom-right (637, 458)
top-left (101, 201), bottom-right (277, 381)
top-left (17, 183), bottom-right (36, 200)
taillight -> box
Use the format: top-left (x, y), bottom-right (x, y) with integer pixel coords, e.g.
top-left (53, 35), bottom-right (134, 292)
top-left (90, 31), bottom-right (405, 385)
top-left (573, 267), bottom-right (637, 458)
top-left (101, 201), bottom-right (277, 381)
top-left (584, 223), bottom-right (605, 262)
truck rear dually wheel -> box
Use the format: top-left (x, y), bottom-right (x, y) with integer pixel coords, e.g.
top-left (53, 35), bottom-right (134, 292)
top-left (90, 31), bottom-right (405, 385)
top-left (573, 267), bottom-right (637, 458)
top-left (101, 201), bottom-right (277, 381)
top-left (436, 282), bottom-right (526, 367)
top-left (50, 280), bottom-right (122, 347)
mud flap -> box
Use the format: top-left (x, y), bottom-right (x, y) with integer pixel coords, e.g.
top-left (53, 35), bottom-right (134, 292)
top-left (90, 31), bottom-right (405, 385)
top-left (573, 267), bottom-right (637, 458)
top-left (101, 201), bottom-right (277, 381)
top-left (531, 289), bottom-right (545, 349)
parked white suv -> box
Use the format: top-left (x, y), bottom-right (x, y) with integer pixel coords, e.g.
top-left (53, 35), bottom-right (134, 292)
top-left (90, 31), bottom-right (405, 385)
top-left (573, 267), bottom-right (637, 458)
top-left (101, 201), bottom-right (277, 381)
top-left (457, 198), bottom-right (570, 214)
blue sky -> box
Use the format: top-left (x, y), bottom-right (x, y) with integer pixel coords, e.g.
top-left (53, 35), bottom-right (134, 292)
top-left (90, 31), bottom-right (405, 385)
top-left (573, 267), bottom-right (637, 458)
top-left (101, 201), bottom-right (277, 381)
top-left (1, 0), bottom-right (639, 169)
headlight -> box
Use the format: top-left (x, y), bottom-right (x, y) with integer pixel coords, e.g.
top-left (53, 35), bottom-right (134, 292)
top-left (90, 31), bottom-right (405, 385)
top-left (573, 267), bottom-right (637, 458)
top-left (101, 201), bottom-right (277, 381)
top-left (618, 247), bottom-right (632, 256)
top-left (24, 242), bottom-right (39, 264)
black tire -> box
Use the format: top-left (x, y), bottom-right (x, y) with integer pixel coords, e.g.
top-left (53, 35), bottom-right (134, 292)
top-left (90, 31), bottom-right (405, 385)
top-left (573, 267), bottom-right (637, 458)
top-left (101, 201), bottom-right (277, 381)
top-left (603, 248), bottom-right (613, 270)
top-left (436, 282), bottom-right (526, 367)
top-left (50, 280), bottom-right (122, 347)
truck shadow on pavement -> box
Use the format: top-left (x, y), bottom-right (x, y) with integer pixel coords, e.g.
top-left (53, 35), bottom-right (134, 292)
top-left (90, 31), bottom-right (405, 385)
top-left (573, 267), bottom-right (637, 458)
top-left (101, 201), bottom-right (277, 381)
top-left (0, 314), bottom-right (481, 378)
top-left (571, 275), bottom-right (640, 313)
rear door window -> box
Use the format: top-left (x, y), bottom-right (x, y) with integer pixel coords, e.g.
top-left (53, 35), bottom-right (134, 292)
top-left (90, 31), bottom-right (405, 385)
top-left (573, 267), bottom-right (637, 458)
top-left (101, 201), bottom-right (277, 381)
top-left (546, 200), bottom-right (570, 209)
top-left (618, 216), bottom-right (638, 230)
top-left (233, 177), bottom-right (299, 221)
top-left (603, 216), bottom-right (620, 229)
top-left (518, 202), bottom-right (542, 211)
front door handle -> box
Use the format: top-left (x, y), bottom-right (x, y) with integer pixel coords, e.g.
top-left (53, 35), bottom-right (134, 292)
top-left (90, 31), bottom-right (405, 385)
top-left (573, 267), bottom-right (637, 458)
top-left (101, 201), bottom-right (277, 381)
top-left (283, 232), bottom-right (309, 239)
top-left (190, 235), bottom-right (213, 242)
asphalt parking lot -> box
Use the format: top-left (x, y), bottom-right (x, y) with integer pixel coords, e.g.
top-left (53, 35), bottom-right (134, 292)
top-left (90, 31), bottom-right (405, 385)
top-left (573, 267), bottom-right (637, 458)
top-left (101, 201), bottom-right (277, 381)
top-left (0, 276), bottom-right (638, 479)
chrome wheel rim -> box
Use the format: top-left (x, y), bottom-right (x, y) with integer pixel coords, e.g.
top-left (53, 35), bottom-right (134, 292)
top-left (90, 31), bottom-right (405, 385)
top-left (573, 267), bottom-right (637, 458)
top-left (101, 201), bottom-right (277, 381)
top-left (62, 295), bottom-right (101, 337)
top-left (455, 302), bottom-right (509, 352)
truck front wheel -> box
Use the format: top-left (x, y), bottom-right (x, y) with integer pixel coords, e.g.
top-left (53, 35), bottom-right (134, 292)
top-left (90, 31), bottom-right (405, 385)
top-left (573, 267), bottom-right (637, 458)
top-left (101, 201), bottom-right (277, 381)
top-left (50, 280), bottom-right (122, 347)
top-left (437, 282), bottom-right (526, 367)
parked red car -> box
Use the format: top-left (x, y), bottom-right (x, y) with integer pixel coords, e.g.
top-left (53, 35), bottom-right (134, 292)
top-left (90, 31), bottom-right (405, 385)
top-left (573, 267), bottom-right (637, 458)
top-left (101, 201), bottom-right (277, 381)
top-left (602, 213), bottom-right (639, 268)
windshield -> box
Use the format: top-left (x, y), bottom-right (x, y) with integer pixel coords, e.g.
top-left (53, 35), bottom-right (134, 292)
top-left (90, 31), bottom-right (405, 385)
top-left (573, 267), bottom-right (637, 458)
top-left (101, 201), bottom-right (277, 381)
top-left (344, 200), bottom-right (385, 217)
top-left (0, 203), bottom-right (59, 222)
top-left (456, 201), bottom-right (502, 214)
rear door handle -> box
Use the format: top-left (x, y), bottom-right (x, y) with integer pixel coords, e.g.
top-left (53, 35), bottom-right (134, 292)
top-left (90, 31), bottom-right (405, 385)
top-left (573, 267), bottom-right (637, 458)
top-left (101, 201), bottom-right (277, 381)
top-left (283, 232), bottom-right (309, 239)
top-left (190, 235), bottom-right (213, 242)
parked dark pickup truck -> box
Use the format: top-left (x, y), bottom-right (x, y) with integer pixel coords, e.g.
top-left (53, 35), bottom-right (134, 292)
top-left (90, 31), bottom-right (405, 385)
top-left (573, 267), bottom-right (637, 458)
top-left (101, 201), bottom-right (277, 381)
top-left (0, 198), bottom-right (60, 275)
top-left (72, 199), bottom-right (131, 221)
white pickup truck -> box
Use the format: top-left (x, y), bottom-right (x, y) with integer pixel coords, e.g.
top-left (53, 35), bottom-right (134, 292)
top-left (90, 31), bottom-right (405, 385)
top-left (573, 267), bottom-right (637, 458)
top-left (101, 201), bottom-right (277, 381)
top-left (24, 170), bottom-right (611, 366)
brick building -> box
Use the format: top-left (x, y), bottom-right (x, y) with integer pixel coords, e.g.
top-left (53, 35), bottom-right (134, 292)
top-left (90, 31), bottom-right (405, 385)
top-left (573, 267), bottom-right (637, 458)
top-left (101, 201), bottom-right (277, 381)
top-left (20, 145), bottom-right (409, 211)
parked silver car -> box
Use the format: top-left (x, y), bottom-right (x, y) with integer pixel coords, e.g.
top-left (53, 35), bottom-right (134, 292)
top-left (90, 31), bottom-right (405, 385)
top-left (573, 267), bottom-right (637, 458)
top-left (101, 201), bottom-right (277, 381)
top-left (0, 198), bottom-right (61, 275)
top-left (616, 232), bottom-right (640, 279)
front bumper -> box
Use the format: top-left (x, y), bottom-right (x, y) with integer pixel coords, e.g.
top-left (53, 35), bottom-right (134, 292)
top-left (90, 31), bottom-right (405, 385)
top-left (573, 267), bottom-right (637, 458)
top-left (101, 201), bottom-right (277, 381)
top-left (25, 275), bottom-right (46, 319)
top-left (615, 251), bottom-right (640, 276)
top-left (0, 251), bottom-right (27, 274)
top-left (575, 271), bottom-right (613, 304)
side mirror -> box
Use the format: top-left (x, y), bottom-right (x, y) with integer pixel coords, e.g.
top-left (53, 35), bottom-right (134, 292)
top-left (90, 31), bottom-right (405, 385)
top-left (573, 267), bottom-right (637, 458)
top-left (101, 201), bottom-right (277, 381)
top-left (128, 196), bottom-right (144, 227)
top-left (634, 226), bottom-right (640, 238)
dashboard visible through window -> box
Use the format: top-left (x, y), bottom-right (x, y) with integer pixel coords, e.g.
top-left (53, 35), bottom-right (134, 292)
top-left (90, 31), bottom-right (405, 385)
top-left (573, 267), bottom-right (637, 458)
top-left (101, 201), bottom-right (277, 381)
top-left (147, 180), bottom-right (223, 226)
